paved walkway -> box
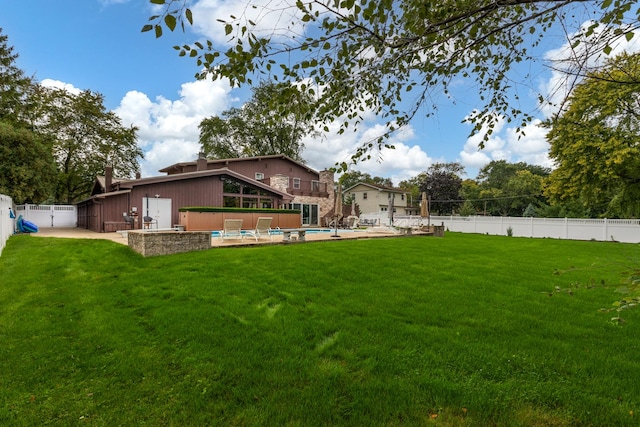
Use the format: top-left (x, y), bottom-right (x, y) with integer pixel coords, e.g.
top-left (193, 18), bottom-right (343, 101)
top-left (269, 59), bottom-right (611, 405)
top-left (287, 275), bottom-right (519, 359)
top-left (31, 227), bottom-right (414, 247)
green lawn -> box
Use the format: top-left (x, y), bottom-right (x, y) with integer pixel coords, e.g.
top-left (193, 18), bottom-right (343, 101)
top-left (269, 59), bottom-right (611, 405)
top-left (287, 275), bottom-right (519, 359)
top-left (1, 233), bottom-right (638, 426)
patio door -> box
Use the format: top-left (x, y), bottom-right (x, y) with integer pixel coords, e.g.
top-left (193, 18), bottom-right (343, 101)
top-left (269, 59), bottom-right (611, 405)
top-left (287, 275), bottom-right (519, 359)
top-left (290, 203), bottom-right (319, 226)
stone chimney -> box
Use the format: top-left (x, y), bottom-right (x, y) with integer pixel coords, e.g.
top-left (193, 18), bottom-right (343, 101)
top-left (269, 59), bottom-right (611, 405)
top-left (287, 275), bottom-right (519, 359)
top-left (105, 165), bottom-right (113, 192)
top-left (197, 152), bottom-right (207, 171)
top-left (319, 169), bottom-right (334, 196)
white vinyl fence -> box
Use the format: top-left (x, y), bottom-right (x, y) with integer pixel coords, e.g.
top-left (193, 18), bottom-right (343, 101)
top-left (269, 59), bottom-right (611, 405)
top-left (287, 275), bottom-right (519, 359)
top-left (1, 194), bottom-right (15, 256)
top-left (15, 204), bottom-right (77, 228)
top-left (360, 212), bottom-right (640, 243)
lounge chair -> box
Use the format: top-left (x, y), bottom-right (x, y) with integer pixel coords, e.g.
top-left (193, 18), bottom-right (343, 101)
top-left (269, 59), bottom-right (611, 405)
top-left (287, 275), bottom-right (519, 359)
top-left (220, 219), bottom-right (244, 240)
top-left (246, 217), bottom-right (274, 241)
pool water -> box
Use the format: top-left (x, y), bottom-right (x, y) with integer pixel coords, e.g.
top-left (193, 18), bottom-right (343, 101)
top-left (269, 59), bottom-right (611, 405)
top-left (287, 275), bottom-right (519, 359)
top-left (211, 228), bottom-right (356, 237)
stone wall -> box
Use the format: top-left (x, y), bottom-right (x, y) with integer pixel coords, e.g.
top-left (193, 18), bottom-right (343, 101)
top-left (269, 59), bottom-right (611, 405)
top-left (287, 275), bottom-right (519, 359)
top-left (270, 174), bottom-right (289, 193)
top-left (128, 230), bottom-right (211, 257)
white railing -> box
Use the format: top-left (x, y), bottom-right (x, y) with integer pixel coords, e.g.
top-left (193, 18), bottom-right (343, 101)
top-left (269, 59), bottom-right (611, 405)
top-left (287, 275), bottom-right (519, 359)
top-left (385, 215), bottom-right (640, 243)
top-left (15, 204), bottom-right (77, 228)
top-left (1, 194), bottom-right (15, 256)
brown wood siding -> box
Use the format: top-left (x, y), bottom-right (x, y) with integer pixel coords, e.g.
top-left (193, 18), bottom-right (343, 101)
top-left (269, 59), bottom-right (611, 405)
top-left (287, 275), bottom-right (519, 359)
top-left (75, 199), bottom-right (102, 233)
top-left (130, 176), bottom-right (223, 228)
top-left (100, 193), bottom-right (130, 232)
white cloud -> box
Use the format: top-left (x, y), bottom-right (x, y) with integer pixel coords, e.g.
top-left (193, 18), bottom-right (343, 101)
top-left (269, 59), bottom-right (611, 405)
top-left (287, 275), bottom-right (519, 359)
top-left (191, 0), bottom-right (304, 45)
top-left (302, 121), bottom-right (433, 185)
top-left (114, 78), bottom-right (235, 177)
top-left (459, 116), bottom-right (551, 175)
top-left (40, 79), bottom-right (82, 95)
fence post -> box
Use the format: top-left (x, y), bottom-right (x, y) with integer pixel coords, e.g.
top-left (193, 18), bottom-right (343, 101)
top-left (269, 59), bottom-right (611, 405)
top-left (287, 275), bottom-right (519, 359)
top-left (530, 216), bottom-right (534, 237)
top-left (604, 218), bottom-right (608, 241)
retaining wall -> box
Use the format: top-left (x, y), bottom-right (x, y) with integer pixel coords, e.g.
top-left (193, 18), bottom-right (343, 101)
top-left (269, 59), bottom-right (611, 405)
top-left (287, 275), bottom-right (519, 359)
top-left (128, 231), bottom-right (211, 257)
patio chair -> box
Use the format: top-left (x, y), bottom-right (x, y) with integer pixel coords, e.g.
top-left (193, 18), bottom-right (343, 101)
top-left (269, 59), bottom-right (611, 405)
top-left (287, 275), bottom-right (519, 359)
top-left (245, 217), bottom-right (274, 241)
top-left (123, 215), bottom-right (134, 230)
top-left (220, 219), bottom-right (244, 240)
top-left (143, 215), bottom-right (157, 229)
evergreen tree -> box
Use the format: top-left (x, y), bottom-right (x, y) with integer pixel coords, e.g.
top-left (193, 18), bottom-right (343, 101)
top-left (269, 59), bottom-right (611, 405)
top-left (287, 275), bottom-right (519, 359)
top-left (0, 28), bottom-right (56, 203)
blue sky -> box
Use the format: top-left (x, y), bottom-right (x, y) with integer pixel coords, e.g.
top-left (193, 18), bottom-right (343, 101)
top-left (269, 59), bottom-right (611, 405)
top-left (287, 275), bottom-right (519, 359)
top-left (3, 1), bottom-right (634, 183)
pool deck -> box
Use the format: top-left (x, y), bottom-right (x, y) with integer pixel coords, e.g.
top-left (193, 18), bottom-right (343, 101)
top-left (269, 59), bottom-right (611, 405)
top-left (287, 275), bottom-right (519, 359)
top-left (31, 227), bottom-right (427, 248)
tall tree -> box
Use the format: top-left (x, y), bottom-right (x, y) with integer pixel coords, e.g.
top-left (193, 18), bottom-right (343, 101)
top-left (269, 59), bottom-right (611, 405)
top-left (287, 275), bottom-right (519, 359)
top-left (34, 87), bottom-right (142, 203)
top-left (399, 172), bottom-right (428, 209)
top-left (419, 163), bottom-right (465, 215)
top-left (0, 120), bottom-right (56, 204)
top-left (0, 28), bottom-right (57, 203)
top-left (545, 53), bottom-right (640, 218)
top-left (0, 28), bottom-right (32, 123)
top-left (145, 1), bottom-right (638, 168)
top-left (199, 82), bottom-right (316, 162)
top-left (475, 160), bottom-right (549, 216)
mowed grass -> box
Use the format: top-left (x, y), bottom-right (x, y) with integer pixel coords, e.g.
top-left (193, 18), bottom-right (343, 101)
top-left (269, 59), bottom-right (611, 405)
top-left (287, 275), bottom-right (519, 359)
top-left (1, 233), bottom-right (639, 426)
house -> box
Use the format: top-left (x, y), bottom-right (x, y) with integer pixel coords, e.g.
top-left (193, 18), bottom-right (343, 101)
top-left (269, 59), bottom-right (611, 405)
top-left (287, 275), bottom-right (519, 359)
top-left (343, 182), bottom-right (413, 216)
top-left (76, 155), bottom-right (335, 233)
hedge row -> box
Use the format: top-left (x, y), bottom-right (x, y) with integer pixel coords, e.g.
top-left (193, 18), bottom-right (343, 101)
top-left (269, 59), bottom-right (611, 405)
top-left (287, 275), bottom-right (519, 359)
top-left (178, 206), bottom-right (301, 214)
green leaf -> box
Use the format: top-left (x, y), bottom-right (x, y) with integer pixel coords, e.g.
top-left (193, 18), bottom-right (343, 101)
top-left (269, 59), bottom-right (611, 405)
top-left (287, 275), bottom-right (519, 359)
top-left (225, 24), bottom-right (233, 36)
top-left (141, 24), bottom-right (153, 33)
top-left (154, 25), bottom-right (163, 38)
top-left (164, 14), bottom-right (177, 31)
top-left (185, 8), bottom-right (193, 25)
top-left (625, 31), bottom-right (634, 42)
top-left (150, 0), bottom-right (165, 4)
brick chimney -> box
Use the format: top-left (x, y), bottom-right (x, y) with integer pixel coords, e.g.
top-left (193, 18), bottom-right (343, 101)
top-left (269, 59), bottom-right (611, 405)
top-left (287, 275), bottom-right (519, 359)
top-left (105, 165), bottom-right (113, 192)
top-left (197, 152), bottom-right (207, 171)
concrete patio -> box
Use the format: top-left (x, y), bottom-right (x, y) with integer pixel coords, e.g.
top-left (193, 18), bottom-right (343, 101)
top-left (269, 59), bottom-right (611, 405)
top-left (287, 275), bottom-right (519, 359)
top-left (31, 226), bottom-right (423, 248)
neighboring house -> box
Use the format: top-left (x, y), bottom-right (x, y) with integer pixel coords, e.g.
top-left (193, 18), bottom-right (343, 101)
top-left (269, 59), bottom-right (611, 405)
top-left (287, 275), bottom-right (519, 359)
top-left (76, 155), bottom-right (335, 232)
top-left (343, 182), bottom-right (413, 215)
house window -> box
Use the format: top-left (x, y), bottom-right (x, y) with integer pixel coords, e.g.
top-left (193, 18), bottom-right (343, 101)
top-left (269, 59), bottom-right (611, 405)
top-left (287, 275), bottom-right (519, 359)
top-left (363, 192), bottom-right (367, 200)
top-left (243, 199), bottom-right (258, 209)
top-left (311, 180), bottom-right (320, 191)
top-left (222, 177), bottom-right (241, 194)
top-left (255, 172), bottom-right (264, 181)
top-left (293, 177), bottom-right (301, 189)
top-left (401, 194), bottom-right (405, 201)
top-left (223, 196), bottom-right (241, 207)
top-left (242, 185), bottom-right (258, 195)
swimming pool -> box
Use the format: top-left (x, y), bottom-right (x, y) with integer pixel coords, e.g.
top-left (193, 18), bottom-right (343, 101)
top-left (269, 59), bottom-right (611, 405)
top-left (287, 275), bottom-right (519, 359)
top-left (211, 228), bottom-right (357, 237)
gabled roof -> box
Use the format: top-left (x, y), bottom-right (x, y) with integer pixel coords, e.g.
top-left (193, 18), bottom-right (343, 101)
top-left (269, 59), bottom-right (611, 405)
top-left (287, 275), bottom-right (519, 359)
top-left (123, 167), bottom-right (292, 198)
top-left (343, 182), bottom-right (406, 194)
top-left (79, 167), bottom-right (293, 204)
top-left (92, 175), bottom-right (126, 195)
top-left (158, 154), bottom-right (318, 175)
